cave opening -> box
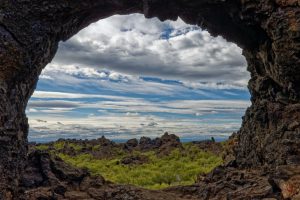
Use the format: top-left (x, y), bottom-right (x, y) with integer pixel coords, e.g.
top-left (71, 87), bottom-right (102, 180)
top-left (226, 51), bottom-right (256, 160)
top-left (1, 0), bottom-right (298, 198)
top-left (26, 14), bottom-right (251, 189)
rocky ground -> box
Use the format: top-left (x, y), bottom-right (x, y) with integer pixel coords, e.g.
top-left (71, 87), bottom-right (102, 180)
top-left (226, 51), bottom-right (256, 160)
top-left (20, 150), bottom-right (199, 200)
top-left (19, 133), bottom-right (299, 200)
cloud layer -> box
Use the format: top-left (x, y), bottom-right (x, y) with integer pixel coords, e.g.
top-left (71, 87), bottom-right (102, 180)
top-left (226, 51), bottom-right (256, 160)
top-left (28, 90), bottom-right (250, 142)
top-left (28, 14), bottom-right (251, 142)
top-left (51, 14), bottom-right (249, 88)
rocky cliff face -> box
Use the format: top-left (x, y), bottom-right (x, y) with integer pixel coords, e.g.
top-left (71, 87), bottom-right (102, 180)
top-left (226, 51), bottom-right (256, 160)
top-left (0, 0), bottom-right (299, 199)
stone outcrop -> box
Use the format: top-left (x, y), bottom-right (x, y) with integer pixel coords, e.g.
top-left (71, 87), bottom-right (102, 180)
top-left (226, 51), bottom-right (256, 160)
top-left (133, 132), bottom-right (183, 155)
top-left (40, 133), bottom-right (184, 158)
top-left (0, 0), bottom-right (299, 198)
top-left (192, 140), bottom-right (224, 155)
top-left (120, 154), bottom-right (149, 165)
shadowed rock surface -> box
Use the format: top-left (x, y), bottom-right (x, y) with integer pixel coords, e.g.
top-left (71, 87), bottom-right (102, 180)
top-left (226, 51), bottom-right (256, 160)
top-left (20, 150), bottom-right (300, 200)
top-left (0, 0), bottom-right (299, 199)
top-left (20, 150), bottom-right (199, 200)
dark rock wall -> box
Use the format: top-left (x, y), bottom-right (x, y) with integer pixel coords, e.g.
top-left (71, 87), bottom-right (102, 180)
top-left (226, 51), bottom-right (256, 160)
top-left (234, 1), bottom-right (300, 167)
top-left (0, 0), bottom-right (299, 198)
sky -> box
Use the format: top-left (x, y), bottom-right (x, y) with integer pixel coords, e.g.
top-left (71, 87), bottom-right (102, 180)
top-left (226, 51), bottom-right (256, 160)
top-left (27, 14), bottom-right (251, 143)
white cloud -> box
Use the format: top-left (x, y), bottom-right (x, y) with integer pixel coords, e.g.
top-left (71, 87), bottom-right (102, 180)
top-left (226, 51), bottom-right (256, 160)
top-left (108, 72), bottom-right (122, 81)
top-left (40, 75), bottom-right (53, 80)
top-left (126, 112), bottom-right (139, 116)
top-left (28, 108), bottom-right (38, 113)
top-left (46, 14), bottom-right (249, 88)
top-left (28, 113), bottom-right (243, 142)
top-left (39, 66), bottom-right (203, 96)
top-left (28, 95), bottom-right (250, 117)
top-left (32, 91), bottom-right (137, 100)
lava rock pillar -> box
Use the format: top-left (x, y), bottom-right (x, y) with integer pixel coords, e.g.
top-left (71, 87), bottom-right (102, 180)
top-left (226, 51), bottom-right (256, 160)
top-left (0, 27), bottom-right (33, 197)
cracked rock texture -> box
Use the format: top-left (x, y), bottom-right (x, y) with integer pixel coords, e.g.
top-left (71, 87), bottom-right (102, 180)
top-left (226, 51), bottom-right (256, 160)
top-left (0, 0), bottom-right (299, 199)
top-left (20, 150), bottom-right (200, 200)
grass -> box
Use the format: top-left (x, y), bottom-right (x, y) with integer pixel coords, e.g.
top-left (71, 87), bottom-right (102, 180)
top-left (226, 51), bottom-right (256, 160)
top-left (35, 144), bottom-right (49, 151)
top-left (45, 142), bottom-right (223, 190)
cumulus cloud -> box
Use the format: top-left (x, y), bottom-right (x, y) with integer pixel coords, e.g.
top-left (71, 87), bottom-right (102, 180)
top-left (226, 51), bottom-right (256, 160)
top-left (47, 14), bottom-right (249, 88)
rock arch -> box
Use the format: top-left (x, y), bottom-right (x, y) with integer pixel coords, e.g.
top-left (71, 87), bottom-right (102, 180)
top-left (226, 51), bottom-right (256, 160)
top-left (0, 0), bottom-right (299, 197)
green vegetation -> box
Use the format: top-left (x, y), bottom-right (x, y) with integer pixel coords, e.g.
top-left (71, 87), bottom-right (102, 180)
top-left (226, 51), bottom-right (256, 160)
top-left (35, 142), bottom-right (222, 190)
top-left (53, 141), bottom-right (65, 150)
top-left (35, 144), bottom-right (49, 151)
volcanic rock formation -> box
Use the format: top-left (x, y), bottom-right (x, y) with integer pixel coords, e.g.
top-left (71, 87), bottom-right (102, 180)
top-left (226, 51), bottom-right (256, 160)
top-left (0, 0), bottom-right (299, 199)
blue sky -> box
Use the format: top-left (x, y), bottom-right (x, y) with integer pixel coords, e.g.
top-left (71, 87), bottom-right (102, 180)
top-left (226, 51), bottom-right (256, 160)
top-left (27, 14), bottom-right (250, 142)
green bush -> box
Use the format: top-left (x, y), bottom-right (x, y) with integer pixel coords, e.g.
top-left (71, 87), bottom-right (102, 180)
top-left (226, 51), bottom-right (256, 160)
top-left (53, 141), bottom-right (65, 150)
